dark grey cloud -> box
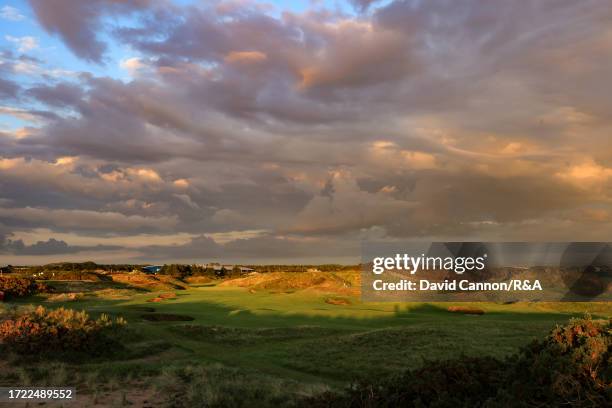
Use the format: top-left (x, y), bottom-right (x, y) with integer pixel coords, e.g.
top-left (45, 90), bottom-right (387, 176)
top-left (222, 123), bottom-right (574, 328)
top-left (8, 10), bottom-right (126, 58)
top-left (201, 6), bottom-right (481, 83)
top-left (140, 233), bottom-right (358, 264)
top-left (5, 237), bottom-right (75, 255)
top-left (28, 0), bottom-right (155, 62)
top-left (26, 82), bottom-right (84, 108)
top-left (0, 77), bottom-right (19, 100)
top-left (0, 224), bottom-right (119, 256)
top-left (0, 238), bottom-right (120, 256)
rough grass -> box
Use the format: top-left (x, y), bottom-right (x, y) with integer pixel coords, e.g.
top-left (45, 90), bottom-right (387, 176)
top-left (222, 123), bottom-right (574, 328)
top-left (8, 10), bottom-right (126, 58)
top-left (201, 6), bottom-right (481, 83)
top-left (111, 273), bottom-right (188, 291)
top-left (0, 271), bottom-right (610, 405)
top-left (154, 363), bottom-right (328, 408)
top-left (302, 316), bottom-right (611, 407)
top-left (171, 325), bottom-right (347, 346)
top-left (44, 280), bottom-right (142, 295)
top-left (220, 271), bottom-right (359, 295)
top-left (184, 276), bottom-right (216, 285)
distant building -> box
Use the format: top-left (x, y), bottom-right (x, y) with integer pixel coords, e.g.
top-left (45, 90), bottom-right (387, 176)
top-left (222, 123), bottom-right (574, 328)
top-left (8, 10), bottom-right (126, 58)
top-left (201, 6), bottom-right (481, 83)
top-left (209, 265), bottom-right (254, 275)
top-left (142, 265), bottom-right (163, 274)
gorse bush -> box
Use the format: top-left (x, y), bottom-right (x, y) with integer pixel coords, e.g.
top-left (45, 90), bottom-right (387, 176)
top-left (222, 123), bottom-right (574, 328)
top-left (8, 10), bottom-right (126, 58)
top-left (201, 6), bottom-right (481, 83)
top-left (302, 316), bottom-right (611, 408)
top-left (0, 306), bottom-right (127, 357)
top-left (500, 315), bottom-right (611, 407)
top-left (0, 277), bottom-right (49, 299)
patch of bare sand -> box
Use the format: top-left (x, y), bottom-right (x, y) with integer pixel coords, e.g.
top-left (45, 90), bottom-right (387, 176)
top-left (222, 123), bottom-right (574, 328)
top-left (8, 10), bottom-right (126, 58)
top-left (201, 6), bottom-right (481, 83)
top-left (325, 296), bottom-right (352, 306)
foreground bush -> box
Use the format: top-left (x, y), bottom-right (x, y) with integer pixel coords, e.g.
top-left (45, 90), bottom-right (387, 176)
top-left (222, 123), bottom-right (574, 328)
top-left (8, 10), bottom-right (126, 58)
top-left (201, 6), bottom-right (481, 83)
top-left (0, 277), bottom-right (49, 300)
top-left (0, 306), bottom-right (126, 357)
top-left (500, 316), bottom-right (611, 407)
top-left (303, 316), bottom-right (611, 407)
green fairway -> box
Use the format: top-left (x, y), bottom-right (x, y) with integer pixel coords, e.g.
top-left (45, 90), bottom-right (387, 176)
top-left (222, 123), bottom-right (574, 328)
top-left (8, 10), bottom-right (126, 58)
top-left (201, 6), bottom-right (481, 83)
top-left (6, 283), bottom-right (610, 381)
top-left (1, 280), bottom-right (610, 406)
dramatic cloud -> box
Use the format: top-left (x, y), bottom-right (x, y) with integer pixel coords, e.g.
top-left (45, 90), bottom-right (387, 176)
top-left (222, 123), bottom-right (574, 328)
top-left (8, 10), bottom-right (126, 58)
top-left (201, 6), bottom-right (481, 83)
top-left (26, 82), bottom-right (83, 107)
top-left (141, 233), bottom-right (358, 264)
top-left (0, 223), bottom-right (119, 256)
top-left (27, 0), bottom-right (154, 62)
top-left (0, 77), bottom-right (19, 100)
top-left (1, 0), bottom-right (611, 264)
top-left (0, 206), bottom-right (178, 233)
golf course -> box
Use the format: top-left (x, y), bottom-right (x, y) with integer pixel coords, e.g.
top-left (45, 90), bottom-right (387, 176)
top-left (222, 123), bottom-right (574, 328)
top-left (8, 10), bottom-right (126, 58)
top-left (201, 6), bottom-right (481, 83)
top-left (1, 269), bottom-right (610, 407)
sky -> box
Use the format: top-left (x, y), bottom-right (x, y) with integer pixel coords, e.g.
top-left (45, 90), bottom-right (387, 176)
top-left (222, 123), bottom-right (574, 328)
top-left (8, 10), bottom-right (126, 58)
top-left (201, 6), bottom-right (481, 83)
top-left (1, 0), bottom-right (612, 265)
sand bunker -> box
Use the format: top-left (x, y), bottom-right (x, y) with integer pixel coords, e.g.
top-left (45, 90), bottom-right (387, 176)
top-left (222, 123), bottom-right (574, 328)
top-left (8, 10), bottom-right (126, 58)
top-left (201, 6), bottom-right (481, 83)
top-left (447, 306), bottom-right (485, 315)
top-left (325, 297), bottom-right (352, 306)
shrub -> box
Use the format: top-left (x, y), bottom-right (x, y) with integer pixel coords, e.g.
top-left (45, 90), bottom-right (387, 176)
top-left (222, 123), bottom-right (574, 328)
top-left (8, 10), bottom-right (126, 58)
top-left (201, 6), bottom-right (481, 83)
top-left (301, 316), bottom-right (611, 408)
top-left (499, 316), bottom-right (611, 407)
top-left (0, 306), bottom-right (127, 357)
top-left (0, 277), bottom-right (49, 299)
top-left (303, 356), bottom-right (506, 408)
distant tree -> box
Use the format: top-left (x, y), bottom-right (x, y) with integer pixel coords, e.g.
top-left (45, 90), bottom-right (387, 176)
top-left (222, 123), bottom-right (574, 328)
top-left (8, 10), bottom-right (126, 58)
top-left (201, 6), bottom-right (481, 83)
top-left (160, 264), bottom-right (192, 279)
top-left (229, 266), bottom-right (242, 278)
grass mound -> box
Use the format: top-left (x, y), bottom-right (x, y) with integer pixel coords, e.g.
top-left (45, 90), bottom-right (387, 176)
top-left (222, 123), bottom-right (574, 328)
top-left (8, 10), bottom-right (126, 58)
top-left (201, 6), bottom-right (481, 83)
top-left (0, 306), bottom-right (126, 358)
top-left (112, 273), bottom-right (187, 291)
top-left (221, 271), bottom-right (358, 295)
top-left (301, 316), bottom-right (611, 407)
top-left (184, 276), bottom-right (215, 284)
top-left (141, 313), bottom-right (195, 322)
